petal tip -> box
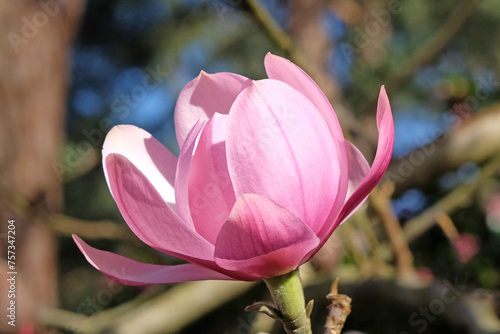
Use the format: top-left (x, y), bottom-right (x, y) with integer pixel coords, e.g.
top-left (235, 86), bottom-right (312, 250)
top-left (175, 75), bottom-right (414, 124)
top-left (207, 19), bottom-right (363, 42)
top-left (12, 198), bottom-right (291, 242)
top-left (264, 51), bottom-right (276, 60)
top-left (104, 152), bottom-right (118, 167)
top-left (102, 124), bottom-right (150, 157)
top-left (264, 53), bottom-right (290, 69)
top-left (198, 70), bottom-right (213, 80)
top-left (379, 85), bottom-right (388, 98)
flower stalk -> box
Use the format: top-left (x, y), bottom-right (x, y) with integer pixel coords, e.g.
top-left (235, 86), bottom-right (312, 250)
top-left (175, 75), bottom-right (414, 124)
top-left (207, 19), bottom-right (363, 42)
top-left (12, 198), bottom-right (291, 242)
top-left (263, 269), bottom-right (312, 334)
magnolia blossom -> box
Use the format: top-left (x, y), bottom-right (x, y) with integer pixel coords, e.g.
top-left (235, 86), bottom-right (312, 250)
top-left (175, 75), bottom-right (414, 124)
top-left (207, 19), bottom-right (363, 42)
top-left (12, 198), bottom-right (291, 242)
top-left (74, 53), bottom-right (394, 284)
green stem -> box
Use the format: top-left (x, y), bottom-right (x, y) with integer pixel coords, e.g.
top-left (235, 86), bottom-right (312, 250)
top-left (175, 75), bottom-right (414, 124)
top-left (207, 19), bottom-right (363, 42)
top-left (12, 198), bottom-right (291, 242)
top-left (263, 269), bottom-right (312, 334)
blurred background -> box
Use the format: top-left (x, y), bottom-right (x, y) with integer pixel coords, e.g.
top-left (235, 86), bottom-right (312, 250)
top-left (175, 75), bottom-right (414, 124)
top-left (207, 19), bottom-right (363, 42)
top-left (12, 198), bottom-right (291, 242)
top-left (1, 0), bottom-right (500, 333)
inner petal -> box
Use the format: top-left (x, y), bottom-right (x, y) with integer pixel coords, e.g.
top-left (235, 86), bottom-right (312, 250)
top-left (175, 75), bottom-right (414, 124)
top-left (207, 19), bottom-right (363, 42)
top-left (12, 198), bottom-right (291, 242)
top-left (226, 79), bottom-right (343, 234)
top-left (188, 113), bottom-right (236, 244)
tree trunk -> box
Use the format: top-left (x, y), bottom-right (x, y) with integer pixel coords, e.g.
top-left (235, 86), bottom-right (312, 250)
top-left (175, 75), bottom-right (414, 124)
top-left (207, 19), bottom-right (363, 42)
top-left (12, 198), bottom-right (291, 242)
top-left (0, 0), bottom-right (85, 332)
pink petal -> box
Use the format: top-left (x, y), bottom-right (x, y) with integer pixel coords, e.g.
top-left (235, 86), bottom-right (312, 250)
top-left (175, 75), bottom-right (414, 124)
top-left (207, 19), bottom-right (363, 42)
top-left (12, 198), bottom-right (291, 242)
top-left (103, 125), bottom-right (177, 209)
top-left (264, 52), bottom-right (349, 235)
top-left (297, 143), bottom-right (367, 258)
top-left (174, 120), bottom-right (205, 229)
top-left (188, 113), bottom-right (236, 244)
top-left (226, 79), bottom-right (343, 234)
top-left (264, 53), bottom-right (347, 152)
top-left (333, 86), bottom-right (394, 233)
top-left (174, 71), bottom-right (252, 147)
top-left (214, 194), bottom-right (319, 278)
top-left (105, 153), bottom-right (216, 265)
top-left (340, 141), bottom-right (371, 221)
top-left (73, 235), bottom-right (233, 285)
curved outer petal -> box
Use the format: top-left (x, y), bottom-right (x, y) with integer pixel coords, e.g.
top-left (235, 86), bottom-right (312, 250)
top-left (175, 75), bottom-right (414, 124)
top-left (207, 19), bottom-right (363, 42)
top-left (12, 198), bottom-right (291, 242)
top-left (214, 194), bottom-right (319, 278)
top-left (102, 125), bottom-right (177, 210)
top-left (105, 153), bottom-right (216, 265)
top-left (174, 71), bottom-right (252, 147)
top-left (264, 53), bottom-right (349, 237)
top-left (226, 79), bottom-right (342, 234)
top-left (188, 113), bottom-right (236, 244)
top-left (342, 140), bottom-right (371, 220)
top-left (318, 86), bottom-right (394, 246)
top-left (264, 53), bottom-right (345, 139)
top-left (73, 235), bottom-right (234, 285)
top-left (174, 120), bottom-right (205, 229)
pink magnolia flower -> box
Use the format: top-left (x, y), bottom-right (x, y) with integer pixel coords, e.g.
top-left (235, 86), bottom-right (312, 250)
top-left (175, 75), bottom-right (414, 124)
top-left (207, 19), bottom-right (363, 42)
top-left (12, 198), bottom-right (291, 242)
top-left (73, 53), bottom-right (394, 284)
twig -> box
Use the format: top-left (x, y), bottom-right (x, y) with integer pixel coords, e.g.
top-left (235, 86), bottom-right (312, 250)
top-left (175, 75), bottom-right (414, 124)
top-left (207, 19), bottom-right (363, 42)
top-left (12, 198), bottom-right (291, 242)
top-left (435, 211), bottom-right (460, 241)
top-left (47, 214), bottom-right (137, 242)
top-left (361, 0), bottom-right (481, 112)
top-left (245, 0), bottom-right (300, 64)
top-left (379, 152), bottom-right (500, 261)
top-left (39, 285), bottom-right (162, 333)
top-left (245, 0), bottom-right (333, 107)
top-left (352, 208), bottom-right (381, 255)
top-left (38, 309), bottom-right (89, 332)
top-left (403, 152), bottom-right (500, 243)
top-left (245, 0), bottom-right (372, 144)
top-left (62, 147), bottom-right (101, 183)
top-left (337, 221), bottom-right (373, 277)
top-left (370, 183), bottom-right (416, 279)
top-left (41, 280), bottom-right (255, 333)
top-left (324, 278), bottom-right (351, 334)
top-left (385, 0), bottom-right (480, 91)
top-left (0, 176), bottom-right (135, 242)
top-left (349, 209), bottom-right (397, 277)
top-left (389, 104), bottom-right (500, 195)
top-left (320, 278), bottom-right (500, 334)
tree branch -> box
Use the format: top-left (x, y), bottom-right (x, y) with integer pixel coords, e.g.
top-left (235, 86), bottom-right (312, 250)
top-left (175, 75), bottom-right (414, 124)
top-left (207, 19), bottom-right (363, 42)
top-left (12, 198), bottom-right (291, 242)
top-left (361, 0), bottom-right (481, 113)
top-left (379, 152), bottom-right (500, 262)
top-left (41, 280), bottom-right (255, 333)
top-left (0, 177), bottom-right (135, 242)
top-left (388, 104), bottom-right (500, 194)
top-left (385, 0), bottom-right (481, 93)
top-left (370, 184), bottom-right (416, 279)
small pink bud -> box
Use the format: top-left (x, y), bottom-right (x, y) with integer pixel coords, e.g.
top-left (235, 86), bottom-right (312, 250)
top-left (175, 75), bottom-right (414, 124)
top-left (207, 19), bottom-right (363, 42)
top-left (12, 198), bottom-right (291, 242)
top-left (453, 233), bottom-right (479, 263)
